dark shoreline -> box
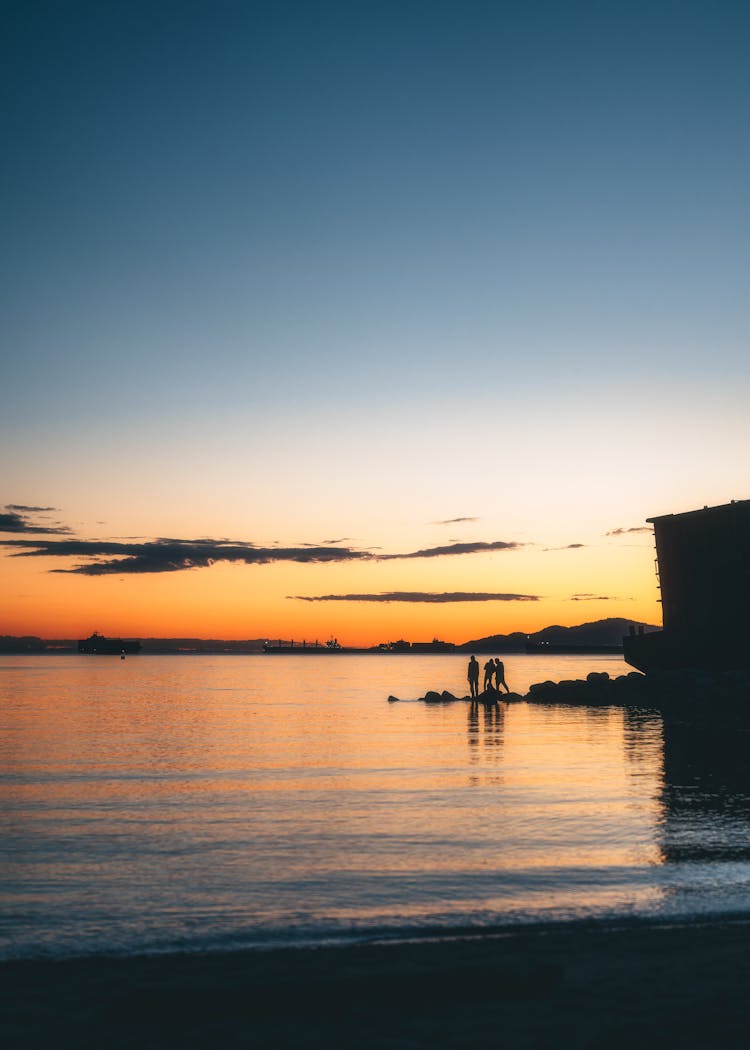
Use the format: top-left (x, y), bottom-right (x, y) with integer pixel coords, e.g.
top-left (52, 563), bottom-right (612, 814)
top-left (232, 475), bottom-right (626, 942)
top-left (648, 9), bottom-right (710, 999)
top-left (5, 914), bottom-right (750, 1048)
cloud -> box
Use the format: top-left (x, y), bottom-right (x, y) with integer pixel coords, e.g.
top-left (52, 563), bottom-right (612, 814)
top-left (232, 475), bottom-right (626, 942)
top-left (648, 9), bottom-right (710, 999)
top-left (290, 591), bottom-right (541, 603)
top-left (300, 537), bottom-right (354, 547)
top-left (429, 516), bottom-right (479, 525)
top-left (382, 540), bottom-right (523, 559)
top-left (1, 535), bottom-right (525, 574)
top-left (0, 508), bottom-right (71, 535)
top-left (542, 543), bottom-right (586, 551)
top-left (606, 526), bottom-right (652, 536)
top-left (6, 504), bottom-right (58, 513)
top-left (569, 593), bottom-right (632, 601)
top-left (1, 538), bottom-right (372, 574)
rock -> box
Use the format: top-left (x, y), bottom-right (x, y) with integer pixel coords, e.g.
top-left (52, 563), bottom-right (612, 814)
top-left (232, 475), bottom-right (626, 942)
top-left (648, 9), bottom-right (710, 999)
top-left (441, 690), bottom-right (458, 702)
top-left (612, 673), bottom-right (649, 696)
top-left (528, 680), bottom-right (557, 697)
top-left (387, 695), bottom-right (400, 702)
top-left (526, 674), bottom-right (616, 706)
top-left (423, 690), bottom-right (443, 703)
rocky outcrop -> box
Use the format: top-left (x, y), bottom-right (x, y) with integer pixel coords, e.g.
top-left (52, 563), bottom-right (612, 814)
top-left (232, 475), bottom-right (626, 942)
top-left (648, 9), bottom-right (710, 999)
top-left (389, 669), bottom-right (750, 729)
top-left (388, 689), bottom-right (523, 704)
top-left (526, 668), bottom-right (749, 713)
top-left (526, 671), bottom-right (646, 706)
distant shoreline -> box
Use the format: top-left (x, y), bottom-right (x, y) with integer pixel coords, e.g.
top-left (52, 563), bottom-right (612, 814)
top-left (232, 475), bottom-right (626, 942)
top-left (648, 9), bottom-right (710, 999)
top-left (0, 646), bottom-right (625, 656)
top-left (0, 619), bottom-right (657, 656)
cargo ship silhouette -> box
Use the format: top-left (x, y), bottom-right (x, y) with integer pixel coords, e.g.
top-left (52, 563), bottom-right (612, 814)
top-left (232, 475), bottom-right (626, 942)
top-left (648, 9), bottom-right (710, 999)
top-left (263, 638), bottom-right (345, 654)
top-left (624, 499), bottom-right (750, 673)
top-left (78, 632), bottom-right (142, 655)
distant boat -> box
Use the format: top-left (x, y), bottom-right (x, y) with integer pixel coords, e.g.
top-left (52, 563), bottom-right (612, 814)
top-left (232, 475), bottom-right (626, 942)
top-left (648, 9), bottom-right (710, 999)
top-left (263, 638), bottom-right (345, 654)
top-left (78, 632), bottom-right (141, 655)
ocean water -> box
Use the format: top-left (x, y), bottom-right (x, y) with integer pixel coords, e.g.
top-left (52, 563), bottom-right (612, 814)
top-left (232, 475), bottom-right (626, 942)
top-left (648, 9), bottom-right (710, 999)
top-left (2, 652), bottom-right (750, 960)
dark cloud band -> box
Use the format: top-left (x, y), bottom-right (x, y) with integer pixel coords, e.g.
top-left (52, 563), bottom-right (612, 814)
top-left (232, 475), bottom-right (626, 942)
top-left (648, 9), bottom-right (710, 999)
top-left (291, 592), bottom-right (540, 604)
top-left (6, 504), bottom-right (58, 513)
top-left (0, 536), bottom-right (526, 575)
top-left (0, 509), bottom-right (70, 535)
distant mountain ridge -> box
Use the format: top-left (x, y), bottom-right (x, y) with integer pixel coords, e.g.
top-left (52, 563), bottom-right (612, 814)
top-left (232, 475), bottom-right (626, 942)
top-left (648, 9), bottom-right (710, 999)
top-left (0, 635), bottom-right (48, 653)
top-left (460, 618), bottom-right (659, 653)
top-left (0, 619), bottom-right (659, 655)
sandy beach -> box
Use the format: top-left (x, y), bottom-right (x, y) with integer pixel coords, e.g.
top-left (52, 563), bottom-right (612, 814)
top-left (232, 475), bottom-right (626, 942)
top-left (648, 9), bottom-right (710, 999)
top-left (4, 916), bottom-right (750, 1049)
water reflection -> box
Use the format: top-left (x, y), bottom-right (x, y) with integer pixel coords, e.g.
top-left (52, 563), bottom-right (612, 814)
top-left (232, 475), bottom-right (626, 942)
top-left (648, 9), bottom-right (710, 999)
top-left (623, 707), bottom-right (664, 766)
top-left (659, 713), bottom-right (750, 864)
top-left (466, 702), bottom-right (504, 785)
top-left (3, 654), bottom-right (750, 958)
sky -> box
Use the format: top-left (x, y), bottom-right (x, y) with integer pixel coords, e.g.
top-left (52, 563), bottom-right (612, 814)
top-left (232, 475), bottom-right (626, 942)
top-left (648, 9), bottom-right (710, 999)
top-left (1, 0), bottom-right (748, 644)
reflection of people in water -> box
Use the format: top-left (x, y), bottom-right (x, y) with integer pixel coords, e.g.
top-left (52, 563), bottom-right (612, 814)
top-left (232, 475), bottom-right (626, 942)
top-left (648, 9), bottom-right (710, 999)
top-left (467, 655), bottom-right (480, 699)
top-left (494, 658), bottom-right (510, 694)
top-left (483, 658), bottom-right (495, 692)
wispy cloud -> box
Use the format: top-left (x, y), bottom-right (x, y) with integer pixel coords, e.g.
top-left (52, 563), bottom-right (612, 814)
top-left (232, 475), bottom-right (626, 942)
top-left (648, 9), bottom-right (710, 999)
top-left (569, 593), bottom-right (632, 601)
top-left (429, 516), bottom-right (479, 526)
top-left (1, 536), bottom-right (525, 575)
top-left (6, 504), bottom-right (58, 513)
top-left (382, 541), bottom-right (523, 560)
top-left (606, 526), bottom-right (652, 536)
top-left (542, 543), bottom-right (586, 551)
top-left (291, 591), bottom-right (541, 603)
top-left (0, 507), bottom-right (71, 535)
top-left (300, 537), bottom-right (355, 547)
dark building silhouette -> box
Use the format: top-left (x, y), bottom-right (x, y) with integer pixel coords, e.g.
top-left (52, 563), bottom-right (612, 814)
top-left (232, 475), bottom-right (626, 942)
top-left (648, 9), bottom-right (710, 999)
top-left (624, 499), bottom-right (750, 672)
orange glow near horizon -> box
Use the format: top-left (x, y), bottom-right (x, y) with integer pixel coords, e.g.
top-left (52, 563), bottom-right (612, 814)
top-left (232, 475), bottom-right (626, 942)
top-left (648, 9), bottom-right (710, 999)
top-left (0, 539), bottom-right (661, 643)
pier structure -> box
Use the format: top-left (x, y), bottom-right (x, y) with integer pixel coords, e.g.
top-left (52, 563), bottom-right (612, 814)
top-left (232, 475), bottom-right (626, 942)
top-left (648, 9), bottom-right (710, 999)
top-left (624, 499), bottom-right (750, 672)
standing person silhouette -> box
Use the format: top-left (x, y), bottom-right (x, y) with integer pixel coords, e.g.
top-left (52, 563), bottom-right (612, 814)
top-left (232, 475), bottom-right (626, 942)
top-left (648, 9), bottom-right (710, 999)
top-left (467, 655), bottom-right (480, 700)
top-left (494, 658), bottom-right (510, 694)
top-left (483, 658), bottom-right (495, 692)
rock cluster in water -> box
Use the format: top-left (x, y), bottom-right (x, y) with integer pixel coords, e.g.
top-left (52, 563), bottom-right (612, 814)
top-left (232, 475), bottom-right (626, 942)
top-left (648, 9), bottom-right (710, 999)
top-left (387, 688), bottom-right (523, 704)
top-left (526, 670), bottom-right (644, 706)
top-left (389, 669), bottom-right (750, 729)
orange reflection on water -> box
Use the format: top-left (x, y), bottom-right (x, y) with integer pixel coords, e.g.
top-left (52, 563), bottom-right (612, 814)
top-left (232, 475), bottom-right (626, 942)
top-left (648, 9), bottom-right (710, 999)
top-left (1, 653), bottom-right (669, 955)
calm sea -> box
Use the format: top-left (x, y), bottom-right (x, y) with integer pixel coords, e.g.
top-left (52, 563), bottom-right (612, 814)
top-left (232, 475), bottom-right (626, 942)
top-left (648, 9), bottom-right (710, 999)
top-left (2, 652), bottom-right (749, 960)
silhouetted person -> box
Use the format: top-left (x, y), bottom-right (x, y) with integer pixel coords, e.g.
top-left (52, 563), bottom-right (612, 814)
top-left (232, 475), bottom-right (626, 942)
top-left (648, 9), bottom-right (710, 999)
top-left (467, 655), bottom-right (480, 699)
top-left (494, 658), bottom-right (510, 694)
top-left (483, 658), bottom-right (495, 692)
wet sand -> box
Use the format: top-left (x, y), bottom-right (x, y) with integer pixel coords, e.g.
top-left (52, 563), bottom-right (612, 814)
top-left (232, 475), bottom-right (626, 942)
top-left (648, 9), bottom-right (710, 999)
top-left (4, 917), bottom-right (750, 1049)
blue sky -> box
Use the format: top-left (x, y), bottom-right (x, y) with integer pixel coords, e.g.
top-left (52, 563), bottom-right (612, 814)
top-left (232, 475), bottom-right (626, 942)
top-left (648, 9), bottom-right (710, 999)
top-left (2, 1), bottom-right (748, 639)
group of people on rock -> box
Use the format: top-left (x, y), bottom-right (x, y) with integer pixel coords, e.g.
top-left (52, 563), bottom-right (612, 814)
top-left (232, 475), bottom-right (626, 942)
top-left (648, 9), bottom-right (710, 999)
top-left (466, 655), bottom-right (509, 699)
